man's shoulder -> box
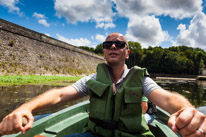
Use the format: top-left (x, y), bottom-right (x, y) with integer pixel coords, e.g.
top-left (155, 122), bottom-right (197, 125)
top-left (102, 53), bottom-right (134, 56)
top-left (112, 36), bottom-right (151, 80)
top-left (81, 73), bottom-right (96, 82)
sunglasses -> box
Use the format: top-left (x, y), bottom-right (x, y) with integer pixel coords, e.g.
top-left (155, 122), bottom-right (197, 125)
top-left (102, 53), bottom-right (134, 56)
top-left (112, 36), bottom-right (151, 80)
top-left (103, 41), bottom-right (127, 49)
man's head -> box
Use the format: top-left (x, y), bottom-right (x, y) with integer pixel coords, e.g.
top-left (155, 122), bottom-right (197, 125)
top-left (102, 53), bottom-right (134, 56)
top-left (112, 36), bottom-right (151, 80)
top-left (103, 33), bottom-right (130, 66)
top-left (105, 33), bottom-right (129, 47)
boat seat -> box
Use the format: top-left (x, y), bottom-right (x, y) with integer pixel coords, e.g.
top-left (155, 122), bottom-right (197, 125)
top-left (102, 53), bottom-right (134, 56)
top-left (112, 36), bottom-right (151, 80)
top-left (44, 112), bottom-right (89, 137)
top-left (149, 118), bottom-right (181, 137)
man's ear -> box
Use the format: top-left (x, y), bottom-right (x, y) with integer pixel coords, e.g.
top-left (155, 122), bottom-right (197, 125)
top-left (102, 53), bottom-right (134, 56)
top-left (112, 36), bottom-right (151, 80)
top-left (127, 49), bottom-right (130, 54)
top-left (126, 49), bottom-right (130, 59)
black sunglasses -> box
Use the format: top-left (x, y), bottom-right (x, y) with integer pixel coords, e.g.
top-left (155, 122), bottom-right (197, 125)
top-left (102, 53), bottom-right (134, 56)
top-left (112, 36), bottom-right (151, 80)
top-left (103, 41), bottom-right (127, 49)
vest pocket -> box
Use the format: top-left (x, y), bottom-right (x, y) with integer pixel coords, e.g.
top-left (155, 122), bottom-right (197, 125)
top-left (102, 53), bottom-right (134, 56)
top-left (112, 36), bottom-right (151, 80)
top-left (121, 86), bottom-right (143, 121)
top-left (86, 79), bottom-right (109, 97)
top-left (124, 86), bottom-right (142, 103)
top-left (86, 79), bottom-right (110, 118)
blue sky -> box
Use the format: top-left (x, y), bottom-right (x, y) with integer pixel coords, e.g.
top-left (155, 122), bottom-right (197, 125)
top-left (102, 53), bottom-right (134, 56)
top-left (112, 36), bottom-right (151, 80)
top-left (0, 0), bottom-right (206, 50)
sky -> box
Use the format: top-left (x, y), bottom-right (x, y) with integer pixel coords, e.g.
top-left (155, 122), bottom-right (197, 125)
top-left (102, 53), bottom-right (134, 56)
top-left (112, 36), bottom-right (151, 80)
top-left (0, 0), bottom-right (206, 50)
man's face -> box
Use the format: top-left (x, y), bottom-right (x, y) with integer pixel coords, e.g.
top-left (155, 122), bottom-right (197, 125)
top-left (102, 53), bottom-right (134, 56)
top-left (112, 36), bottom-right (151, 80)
top-left (103, 33), bottom-right (130, 66)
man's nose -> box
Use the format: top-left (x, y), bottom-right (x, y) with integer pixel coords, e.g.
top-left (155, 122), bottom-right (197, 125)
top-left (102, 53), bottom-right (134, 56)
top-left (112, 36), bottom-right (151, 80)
top-left (110, 43), bottom-right (117, 50)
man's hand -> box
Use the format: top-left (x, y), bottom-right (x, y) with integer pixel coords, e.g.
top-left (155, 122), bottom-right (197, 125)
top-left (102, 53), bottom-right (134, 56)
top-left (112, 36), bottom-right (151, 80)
top-left (0, 108), bottom-right (34, 136)
top-left (168, 107), bottom-right (206, 137)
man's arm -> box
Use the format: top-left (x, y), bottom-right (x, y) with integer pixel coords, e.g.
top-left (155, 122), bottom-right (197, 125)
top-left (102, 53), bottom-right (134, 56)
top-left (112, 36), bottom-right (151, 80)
top-left (141, 102), bottom-right (148, 114)
top-left (141, 96), bottom-right (148, 114)
top-left (148, 88), bottom-right (206, 136)
top-left (0, 85), bottom-right (80, 135)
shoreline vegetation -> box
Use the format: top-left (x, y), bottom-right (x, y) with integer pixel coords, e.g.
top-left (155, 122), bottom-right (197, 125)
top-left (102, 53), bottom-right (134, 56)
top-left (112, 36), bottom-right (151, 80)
top-left (0, 75), bottom-right (83, 86)
top-left (0, 74), bottom-right (206, 86)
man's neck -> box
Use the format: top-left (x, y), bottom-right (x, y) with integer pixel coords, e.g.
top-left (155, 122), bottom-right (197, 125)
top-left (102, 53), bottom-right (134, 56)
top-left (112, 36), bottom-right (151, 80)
top-left (108, 63), bottom-right (125, 83)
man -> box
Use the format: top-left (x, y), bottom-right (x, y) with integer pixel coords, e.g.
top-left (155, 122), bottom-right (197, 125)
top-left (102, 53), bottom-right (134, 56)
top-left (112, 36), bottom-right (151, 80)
top-left (0, 33), bottom-right (206, 137)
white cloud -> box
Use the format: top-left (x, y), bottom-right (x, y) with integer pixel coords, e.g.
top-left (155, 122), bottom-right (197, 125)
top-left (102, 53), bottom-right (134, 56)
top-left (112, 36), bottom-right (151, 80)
top-left (95, 34), bottom-right (106, 42)
top-left (113, 0), bottom-right (202, 48)
top-left (174, 12), bottom-right (206, 50)
top-left (32, 12), bottom-right (46, 19)
top-left (54, 0), bottom-right (115, 29)
top-left (125, 15), bottom-right (170, 48)
top-left (114, 0), bottom-right (202, 19)
top-left (56, 33), bottom-right (91, 46)
top-left (177, 24), bottom-right (186, 32)
top-left (45, 33), bottom-right (50, 37)
top-left (0, 0), bottom-right (22, 15)
top-left (38, 19), bottom-right (50, 27)
top-left (32, 12), bottom-right (50, 27)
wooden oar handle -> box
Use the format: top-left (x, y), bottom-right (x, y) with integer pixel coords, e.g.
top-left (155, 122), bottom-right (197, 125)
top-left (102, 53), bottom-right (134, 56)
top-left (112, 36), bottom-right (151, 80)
top-left (22, 117), bottom-right (28, 127)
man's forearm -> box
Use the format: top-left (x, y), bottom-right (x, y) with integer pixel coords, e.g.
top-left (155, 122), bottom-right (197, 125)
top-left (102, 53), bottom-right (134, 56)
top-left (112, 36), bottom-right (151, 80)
top-left (167, 92), bottom-right (194, 113)
top-left (149, 89), bottom-right (193, 114)
top-left (17, 88), bottom-right (61, 113)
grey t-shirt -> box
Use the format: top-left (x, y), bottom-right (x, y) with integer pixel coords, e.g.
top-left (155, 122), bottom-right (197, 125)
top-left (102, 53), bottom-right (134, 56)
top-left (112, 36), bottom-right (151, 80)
top-left (72, 65), bottom-right (161, 98)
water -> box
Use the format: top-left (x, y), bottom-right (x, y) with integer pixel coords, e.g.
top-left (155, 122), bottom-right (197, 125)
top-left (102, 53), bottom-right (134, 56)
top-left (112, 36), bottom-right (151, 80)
top-left (156, 80), bottom-right (206, 108)
top-left (0, 80), bottom-right (206, 121)
top-left (156, 79), bottom-right (206, 116)
top-left (0, 85), bottom-right (88, 121)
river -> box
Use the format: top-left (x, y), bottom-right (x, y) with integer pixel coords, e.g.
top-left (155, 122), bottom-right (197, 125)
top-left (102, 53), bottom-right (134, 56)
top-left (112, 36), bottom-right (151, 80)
top-left (0, 79), bottom-right (206, 121)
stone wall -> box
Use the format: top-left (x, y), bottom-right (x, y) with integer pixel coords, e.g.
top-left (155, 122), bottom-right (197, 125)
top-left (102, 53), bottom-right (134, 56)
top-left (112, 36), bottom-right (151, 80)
top-left (0, 19), bottom-right (105, 75)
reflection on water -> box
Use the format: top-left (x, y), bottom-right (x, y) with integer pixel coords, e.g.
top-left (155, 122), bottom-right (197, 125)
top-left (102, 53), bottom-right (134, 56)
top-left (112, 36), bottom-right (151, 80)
top-left (156, 79), bottom-right (206, 109)
top-left (0, 80), bottom-right (206, 121)
top-left (0, 85), bottom-right (88, 121)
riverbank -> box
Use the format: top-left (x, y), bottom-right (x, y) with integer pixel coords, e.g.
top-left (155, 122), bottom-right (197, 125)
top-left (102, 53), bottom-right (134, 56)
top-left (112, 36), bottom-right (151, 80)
top-left (0, 75), bottom-right (83, 86)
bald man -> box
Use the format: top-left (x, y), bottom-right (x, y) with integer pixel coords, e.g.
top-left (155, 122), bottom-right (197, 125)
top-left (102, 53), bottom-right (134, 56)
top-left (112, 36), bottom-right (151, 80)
top-left (0, 33), bottom-right (205, 137)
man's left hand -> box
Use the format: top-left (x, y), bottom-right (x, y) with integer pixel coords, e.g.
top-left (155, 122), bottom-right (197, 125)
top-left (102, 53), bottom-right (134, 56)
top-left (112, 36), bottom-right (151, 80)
top-left (168, 107), bottom-right (206, 137)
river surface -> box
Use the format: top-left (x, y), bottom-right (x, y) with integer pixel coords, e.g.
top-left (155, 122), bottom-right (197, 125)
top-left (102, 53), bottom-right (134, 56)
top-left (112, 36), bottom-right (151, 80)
top-left (0, 79), bottom-right (206, 121)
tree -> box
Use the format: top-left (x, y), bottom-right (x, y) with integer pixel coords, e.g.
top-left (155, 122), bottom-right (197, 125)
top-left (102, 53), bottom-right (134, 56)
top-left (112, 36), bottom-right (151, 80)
top-left (126, 41), bottom-right (143, 68)
top-left (94, 43), bottom-right (103, 56)
top-left (161, 51), bottom-right (179, 74)
top-left (194, 51), bottom-right (204, 74)
top-left (141, 47), bottom-right (164, 73)
top-left (79, 46), bottom-right (95, 52)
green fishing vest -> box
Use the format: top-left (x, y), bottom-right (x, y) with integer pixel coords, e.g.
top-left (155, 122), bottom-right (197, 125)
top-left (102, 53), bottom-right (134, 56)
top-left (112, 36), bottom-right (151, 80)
top-left (85, 63), bottom-right (154, 137)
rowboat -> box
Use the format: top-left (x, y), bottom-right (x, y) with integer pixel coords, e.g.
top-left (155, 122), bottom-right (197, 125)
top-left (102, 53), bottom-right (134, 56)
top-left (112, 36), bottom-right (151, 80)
top-left (4, 100), bottom-right (182, 137)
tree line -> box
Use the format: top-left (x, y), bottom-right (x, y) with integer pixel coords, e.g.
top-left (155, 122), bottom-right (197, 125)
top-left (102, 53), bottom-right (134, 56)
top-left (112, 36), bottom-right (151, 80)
top-left (80, 42), bottom-right (206, 75)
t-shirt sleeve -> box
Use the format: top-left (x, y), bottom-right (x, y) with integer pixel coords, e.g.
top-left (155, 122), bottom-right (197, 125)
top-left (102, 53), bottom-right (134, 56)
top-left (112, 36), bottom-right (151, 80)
top-left (142, 96), bottom-right (148, 102)
top-left (72, 74), bottom-right (96, 97)
top-left (143, 77), bottom-right (162, 98)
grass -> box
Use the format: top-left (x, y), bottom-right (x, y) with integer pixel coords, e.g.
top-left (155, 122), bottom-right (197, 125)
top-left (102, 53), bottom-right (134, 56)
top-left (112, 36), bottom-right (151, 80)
top-left (0, 75), bottom-right (83, 86)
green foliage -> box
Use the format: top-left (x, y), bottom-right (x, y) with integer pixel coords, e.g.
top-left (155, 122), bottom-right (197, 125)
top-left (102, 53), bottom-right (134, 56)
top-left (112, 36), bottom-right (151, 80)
top-left (0, 75), bottom-right (83, 86)
top-left (78, 42), bottom-right (206, 75)
top-left (141, 47), bottom-right (164, 73)
top-left (79, 46), bottom-right (95, 52)
top-left (162, 51), bottom-right (179, 74)
top-left (126, 41), bottom-right (143, 68)
top-left (94, 43), bottom-right (103, 55)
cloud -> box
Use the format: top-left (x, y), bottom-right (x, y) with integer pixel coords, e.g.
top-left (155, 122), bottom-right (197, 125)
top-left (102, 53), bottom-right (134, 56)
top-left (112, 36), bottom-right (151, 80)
top-left (32, 12), bottom-right (46, 19)
top-left (53, 0), bottom-right (205, 49)
top-left (32, 12), bottom-right (50, 27)
top-left (54, 0), bottom-right (115, 29)
top-left (38, 19), bottom-right (50, 27)
top-left (125, 15), bottom-right (170, 48)
top-left (95, 34), bottom-right (106, 42)
top-left (0, 0), bottom-right (22, 15)
top-left (44, 33), bottom-right (50, 37)
top-left (173, 12), bottom-right (206, 50)
top-left (113, 0), bottom-right (202, 48)
top-left (56, 33), bottom-right (91, 46)
top-left (114, 0), bottom-right (202, 19)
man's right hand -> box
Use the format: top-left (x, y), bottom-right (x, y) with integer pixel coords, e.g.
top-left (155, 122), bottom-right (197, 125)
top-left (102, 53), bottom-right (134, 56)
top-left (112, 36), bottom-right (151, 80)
top-left (0, 108), bottom-right (34, 136)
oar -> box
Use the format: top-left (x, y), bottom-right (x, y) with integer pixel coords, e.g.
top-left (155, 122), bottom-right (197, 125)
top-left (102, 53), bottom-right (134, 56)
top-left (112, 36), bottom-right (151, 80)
top-left (22, 117), bottom-right (46, 137)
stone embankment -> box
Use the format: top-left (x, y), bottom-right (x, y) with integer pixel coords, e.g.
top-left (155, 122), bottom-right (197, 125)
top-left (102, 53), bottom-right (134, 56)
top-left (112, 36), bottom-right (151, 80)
top-left (0, 19), bottom-right (105, 75)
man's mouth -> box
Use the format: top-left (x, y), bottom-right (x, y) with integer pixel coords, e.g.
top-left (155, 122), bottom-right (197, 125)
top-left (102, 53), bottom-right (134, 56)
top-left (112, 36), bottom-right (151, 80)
top-left (109, 52), bottom-right (118, 56)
